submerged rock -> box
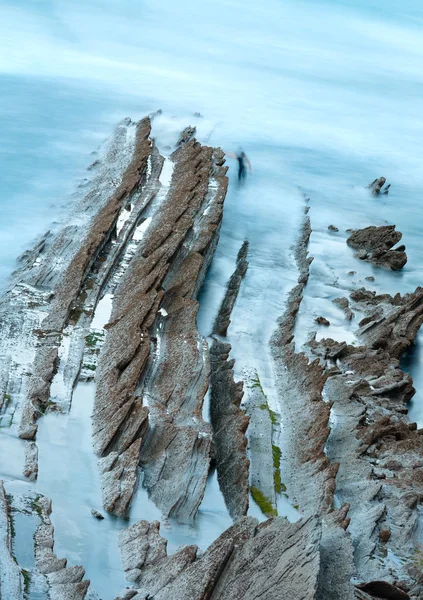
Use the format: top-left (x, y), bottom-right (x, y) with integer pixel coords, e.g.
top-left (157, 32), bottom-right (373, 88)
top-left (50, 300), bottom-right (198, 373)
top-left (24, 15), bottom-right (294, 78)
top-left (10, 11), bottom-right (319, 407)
top-left (316, 316), bottom-right (330, 326)
top-left (367, 177), bottom-right (391, 195)
top-left (347, 225), bottom-right (407, 270)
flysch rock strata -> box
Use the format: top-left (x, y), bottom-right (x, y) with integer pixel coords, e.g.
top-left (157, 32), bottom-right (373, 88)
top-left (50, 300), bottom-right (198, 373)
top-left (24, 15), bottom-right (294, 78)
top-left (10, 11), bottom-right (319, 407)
top-left (209, 240), bottom-right (250, 520)
top-left (116, 515), bottom-right (322, 599)
top-left (306, 286), bottom-right (423, 597)
top-left (271, 205), bottom-right (356, 600)
top-left (94, 131), bottom-right (229, 517)
top-left (2, 484), bottom-right (90, 599)
top-left (271, 207), bottom-right (339, 516)
top-left (19, 117), bottom-right (150, 443)
top-left (0, 117), bottom-right (150, 488)
top-left (209, 339), bottom-right (250, 519)
top-left (347, 225), bottom-right (407, 270)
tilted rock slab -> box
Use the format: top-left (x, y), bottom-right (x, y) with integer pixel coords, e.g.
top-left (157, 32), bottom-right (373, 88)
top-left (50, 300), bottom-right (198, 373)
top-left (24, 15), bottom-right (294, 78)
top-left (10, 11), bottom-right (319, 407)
top-left (212, 239), bottom-right (249, 336)
top-left (347, 225), bottom-right (407, 270)
top-left (271, 205), bottom-right (356, 600)
top-left (34, 495), bottom-right (89, 599)
top-left (116, 515), bottom-right (322, 599)
top-left (209, 239), bottom-right (250, 520)
top-left (94, 133), bottom-right (229, 517)
top-left (306, 287), bottom-right (423, 596)
top-left (209, 340), bottom-right (249, 520)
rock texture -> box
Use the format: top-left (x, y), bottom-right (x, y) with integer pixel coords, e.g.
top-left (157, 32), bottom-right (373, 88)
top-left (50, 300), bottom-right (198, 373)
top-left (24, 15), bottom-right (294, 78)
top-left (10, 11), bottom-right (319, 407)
top-left (117, 515), bottom-right (322, 599)
top-left (0, 482), bottom-right (23, 598)
top-left (347, 225), bottom-right (407, 270)
top-left (212, 240), bottom-right (249, 336)
top-left (271, 205), bottom-right (356, 600)
top-left (367, 177), bottom-right (391, 195)
top-left (209, 240), bottom-right (250, 519)
top-left (305, 288), bottom-right (423, 594)
top-left (209, 340), bottom-right (250, 519)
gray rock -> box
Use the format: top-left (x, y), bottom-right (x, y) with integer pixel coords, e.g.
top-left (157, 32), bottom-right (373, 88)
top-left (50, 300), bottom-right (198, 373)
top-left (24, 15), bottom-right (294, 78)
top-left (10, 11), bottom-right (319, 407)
top-left (209, 339), bottom-right (249, 519)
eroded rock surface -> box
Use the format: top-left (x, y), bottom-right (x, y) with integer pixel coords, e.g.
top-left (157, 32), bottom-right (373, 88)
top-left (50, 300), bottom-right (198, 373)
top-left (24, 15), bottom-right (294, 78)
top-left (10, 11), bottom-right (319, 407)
top-left (209, 240), bottom-right (250, 520)
top-left (212, 240), bottom-right (249, 336)
top-left (117, 515), bottom-right (322, 599)
top-left (347, 225), bottom-right (407, 270)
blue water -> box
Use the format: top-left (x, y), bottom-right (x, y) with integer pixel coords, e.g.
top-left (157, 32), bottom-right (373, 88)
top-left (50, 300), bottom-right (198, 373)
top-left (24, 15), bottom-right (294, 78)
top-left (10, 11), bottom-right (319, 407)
top-left (1, 0), bottom-right (423, 596)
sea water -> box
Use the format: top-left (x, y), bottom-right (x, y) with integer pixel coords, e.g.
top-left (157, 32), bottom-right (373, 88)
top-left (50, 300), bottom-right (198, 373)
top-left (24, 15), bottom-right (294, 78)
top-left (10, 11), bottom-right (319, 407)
top-left (1, 0), bottom-right (423, 596)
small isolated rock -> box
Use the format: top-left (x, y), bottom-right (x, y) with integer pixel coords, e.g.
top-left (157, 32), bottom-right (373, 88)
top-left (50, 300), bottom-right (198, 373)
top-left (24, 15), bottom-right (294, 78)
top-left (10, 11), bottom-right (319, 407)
top-left (379, 528), bottom-right (391, 543)
top-left (367, 177), bottom-right (391, 195)
top-left (348, 271), bottom-right (356, 276)
top-left (365, 276), bottom-right (375, 282)
top-left (315, 317), bottom-right (330, 326)
top-left (328, 225), bottom-right (339, 232)
top-left (193, 112), bottom-right (203, 118)
top-left (91, 509), bottom-right (104, 520)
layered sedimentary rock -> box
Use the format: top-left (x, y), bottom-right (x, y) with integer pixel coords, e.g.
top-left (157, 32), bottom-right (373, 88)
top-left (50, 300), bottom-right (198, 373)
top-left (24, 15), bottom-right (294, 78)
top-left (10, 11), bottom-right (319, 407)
top-left (209, 240), bottom-right (250, 520)
top-left (271, 206), bottom-right (356, 600)
top-left (212, 240), bottom-right (249, 336)
top-left (113, 137), bottom-right (229, 520)
top-left (209, 340), bottom-right (250, 519)
top-left (306, 286), bottom-right (423, 596)
top-left (347, 225), bottom-right (407, 270)
top-left (116, 515), bottom-right (322, 599)
top-left (271, 207), bottom-right (338, 516)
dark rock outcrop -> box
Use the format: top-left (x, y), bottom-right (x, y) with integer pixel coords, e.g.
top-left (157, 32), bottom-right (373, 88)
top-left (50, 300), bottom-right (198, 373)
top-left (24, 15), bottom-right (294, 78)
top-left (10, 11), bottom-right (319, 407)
top-left (209, 340), bottom-right (250, 519)
top-left (93, 133), bottom-right (229, 517)
top-left (367, 177), bottom-right (391, 195)
top-left (212, 240), bottom-right (249, 336)
top-left (209, 240), bottom-right (250, 519)
top-left (316, 316), bottom-right (330, 326)
top-left (347, 225), bottom-right (407, 270)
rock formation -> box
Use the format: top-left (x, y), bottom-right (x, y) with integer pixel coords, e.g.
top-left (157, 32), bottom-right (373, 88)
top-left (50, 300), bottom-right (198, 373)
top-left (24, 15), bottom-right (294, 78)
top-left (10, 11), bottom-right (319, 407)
top-left (367, 177), bottom-right (391, 195)
top-left (116, 515), bottom-right (322, 599)
top-left (209, 240), bottom-right (250, 519)
top-left (1, 112), bottom-right (423, 599)
top-left (347, 225), bottom-right (407, 270)
top-left (212, 240), bottom-right (249, 336)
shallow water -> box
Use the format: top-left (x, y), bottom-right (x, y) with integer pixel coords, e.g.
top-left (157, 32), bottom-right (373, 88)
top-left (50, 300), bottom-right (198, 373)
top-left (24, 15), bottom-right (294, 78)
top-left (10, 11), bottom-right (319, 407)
top-left (1, 0), bottom-right (423, 595)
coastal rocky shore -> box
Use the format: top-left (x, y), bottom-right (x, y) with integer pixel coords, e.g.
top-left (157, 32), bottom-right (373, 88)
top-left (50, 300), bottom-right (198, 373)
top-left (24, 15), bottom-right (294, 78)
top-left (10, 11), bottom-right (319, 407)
top-left (0, 112), bottom-right (422, 600)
